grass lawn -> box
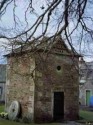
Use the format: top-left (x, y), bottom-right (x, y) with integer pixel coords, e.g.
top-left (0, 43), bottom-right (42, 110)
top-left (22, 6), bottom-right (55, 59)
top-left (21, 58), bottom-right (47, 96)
top-left (79, 110), bottom-right (93, 123)
top-left (0, 119), bottom-right (29, 125)
top-left (0, 104), bottom-right (5, 113)
top-left (0, 119), bottom-right (63, 125)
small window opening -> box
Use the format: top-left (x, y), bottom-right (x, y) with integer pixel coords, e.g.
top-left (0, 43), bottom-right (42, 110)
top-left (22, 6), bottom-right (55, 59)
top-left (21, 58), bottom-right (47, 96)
top-left (57, 66), bottom-right (61, 71)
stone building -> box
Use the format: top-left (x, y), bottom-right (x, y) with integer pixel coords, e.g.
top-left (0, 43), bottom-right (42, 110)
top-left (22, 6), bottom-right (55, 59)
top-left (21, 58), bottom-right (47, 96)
top-left (5, 36), bottom-right (79, 122)
top-left (0, 64), bottom-right (6, 103)
top-left (79, 58), bottom-right (93, 106)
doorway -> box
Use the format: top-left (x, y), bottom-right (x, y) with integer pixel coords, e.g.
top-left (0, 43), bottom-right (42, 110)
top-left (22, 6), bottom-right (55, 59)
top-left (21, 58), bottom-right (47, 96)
top-left (53, 92), bottom-right (64, 121)
top-left (86, 90), bottom-right (91, 106)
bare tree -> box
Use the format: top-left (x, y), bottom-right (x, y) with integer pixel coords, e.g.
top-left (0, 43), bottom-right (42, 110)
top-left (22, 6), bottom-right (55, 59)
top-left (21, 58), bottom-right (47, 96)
top-left (0, 0), bottom-right (93, 56)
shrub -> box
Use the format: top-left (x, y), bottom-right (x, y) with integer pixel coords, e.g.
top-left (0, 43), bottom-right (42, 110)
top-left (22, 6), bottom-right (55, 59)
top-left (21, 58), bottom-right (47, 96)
top-left (0, 112), bottom-right (8, 119)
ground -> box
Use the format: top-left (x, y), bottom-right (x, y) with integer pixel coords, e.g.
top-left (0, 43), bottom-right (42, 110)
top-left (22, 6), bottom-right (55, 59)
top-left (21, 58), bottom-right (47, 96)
top-left (0, 104), bottom-right (93, 125)
top-left (0, 119), bottom-right (86, 125)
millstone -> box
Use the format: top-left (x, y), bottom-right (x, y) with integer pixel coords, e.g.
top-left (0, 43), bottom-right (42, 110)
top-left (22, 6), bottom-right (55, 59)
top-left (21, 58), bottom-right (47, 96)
top-left (8, 101), bottom-right (20, 120)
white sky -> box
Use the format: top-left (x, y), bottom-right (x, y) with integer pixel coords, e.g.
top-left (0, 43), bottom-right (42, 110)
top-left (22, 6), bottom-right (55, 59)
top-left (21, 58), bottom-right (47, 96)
top-left (0, 0), bottom-right (93, 63)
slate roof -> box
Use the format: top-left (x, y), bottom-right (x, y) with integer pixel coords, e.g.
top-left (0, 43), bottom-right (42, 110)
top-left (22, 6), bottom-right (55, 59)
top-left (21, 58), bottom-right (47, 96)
top-left (0, 65), bottom-right (6, 83)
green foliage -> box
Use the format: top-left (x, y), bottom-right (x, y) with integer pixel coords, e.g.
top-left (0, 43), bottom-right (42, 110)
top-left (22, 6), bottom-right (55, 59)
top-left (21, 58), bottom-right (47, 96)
top-left (0, 112), bottom-right (8, 119)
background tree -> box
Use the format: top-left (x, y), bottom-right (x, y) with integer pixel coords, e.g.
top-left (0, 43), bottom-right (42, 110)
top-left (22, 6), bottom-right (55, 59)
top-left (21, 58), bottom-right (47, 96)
top-left (0, 0), bottom-right (93, 58)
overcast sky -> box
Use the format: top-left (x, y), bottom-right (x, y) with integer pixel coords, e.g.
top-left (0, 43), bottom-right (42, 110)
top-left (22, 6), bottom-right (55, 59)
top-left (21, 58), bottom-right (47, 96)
top-left (0, 0), bottom-right (93, 63)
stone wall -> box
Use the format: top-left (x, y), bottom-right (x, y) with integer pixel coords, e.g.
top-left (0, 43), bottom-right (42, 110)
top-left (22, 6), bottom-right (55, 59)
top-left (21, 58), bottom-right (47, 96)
top-left (6, 51), bottom-right (79, 122)
top-left (6, 54), bottom-right (35, 120)
top-left (34, 53), bottom-right (79, 122)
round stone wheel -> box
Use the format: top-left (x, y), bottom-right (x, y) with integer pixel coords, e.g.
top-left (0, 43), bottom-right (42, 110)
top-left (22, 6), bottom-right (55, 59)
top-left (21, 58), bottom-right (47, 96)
top-left (8, 101), bottom-right (20, 120)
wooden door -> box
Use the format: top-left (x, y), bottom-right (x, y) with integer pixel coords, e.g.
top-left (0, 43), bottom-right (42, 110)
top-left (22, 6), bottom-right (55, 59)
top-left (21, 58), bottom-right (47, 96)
top-left (86, 90), bottom-right (91, 106)
top-left (53, 92), bottom-right (64, 121)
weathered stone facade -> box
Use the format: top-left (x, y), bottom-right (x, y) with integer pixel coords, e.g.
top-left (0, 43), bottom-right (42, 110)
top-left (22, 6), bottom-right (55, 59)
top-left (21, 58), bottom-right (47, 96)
top-left (5, 37), bottom-right (79, 122)
top-left (6, 54), bottom-right (35, 120)
top-left (79, 58), bottom-right (93, 106)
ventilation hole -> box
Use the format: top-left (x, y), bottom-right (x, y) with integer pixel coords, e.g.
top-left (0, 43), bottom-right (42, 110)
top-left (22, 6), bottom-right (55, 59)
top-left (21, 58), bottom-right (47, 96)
top-left (57, 66), bottom-right (61, 71)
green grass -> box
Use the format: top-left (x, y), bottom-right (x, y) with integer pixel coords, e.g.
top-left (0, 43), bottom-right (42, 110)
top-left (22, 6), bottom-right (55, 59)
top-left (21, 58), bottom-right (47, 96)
top-left (0, 104), bottom-right (5, 113)
top-left (79, 110), bottom-right (93, 123)
top-left (0, 119), bottom-right (26, 125)
top-left (0, 119), bottom-right (62, 125)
